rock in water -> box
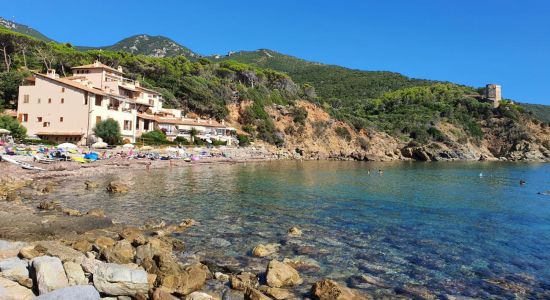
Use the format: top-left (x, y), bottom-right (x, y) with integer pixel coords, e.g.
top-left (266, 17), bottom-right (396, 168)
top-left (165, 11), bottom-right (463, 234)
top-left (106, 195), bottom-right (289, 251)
top-left (93, 263), bottom-right (149, 296)
top-left (35, 285), bottom-right (100, 300)
top-left (106, 181), bottom-right (129, 193)
top-left (0, 277), bottom-right (35, 300)
top-left (311, 279), bottom-right (368, 300)
top-left (0, 257), bottom-right (30, 282)
top-left (287, 226), bottom-right (302, 237)
top-left (32, 256), bottom-right (69, 294)
top-left (84, 180), bottom-right (99, 189)
top-left (252, 243), bottom-right (280, 257)
top-left (64, 261), bottom-right (88, 285)
top-left (265, 260), bottom-right (302, 288)
top-left (244, 287), bottom-right (271, 300)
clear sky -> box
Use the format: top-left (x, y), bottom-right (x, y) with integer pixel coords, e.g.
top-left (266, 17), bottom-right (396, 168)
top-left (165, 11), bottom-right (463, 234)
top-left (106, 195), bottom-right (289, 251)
top-left (2, 0), bottom-right (550, 104)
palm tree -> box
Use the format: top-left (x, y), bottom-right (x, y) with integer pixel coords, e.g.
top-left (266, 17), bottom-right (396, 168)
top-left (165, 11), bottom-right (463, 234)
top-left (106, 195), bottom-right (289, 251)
top-left (190, 127), bottom-right (198, 143)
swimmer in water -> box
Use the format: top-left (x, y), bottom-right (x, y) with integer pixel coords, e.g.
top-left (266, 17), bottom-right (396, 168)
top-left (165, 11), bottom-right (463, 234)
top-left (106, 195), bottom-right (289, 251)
top-left (520, 179), bottom-right (526, 185)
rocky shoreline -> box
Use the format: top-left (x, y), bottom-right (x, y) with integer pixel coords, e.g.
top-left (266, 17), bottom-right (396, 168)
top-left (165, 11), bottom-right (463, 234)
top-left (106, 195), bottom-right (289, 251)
top-left (0, 161), bottom-right (373, 300)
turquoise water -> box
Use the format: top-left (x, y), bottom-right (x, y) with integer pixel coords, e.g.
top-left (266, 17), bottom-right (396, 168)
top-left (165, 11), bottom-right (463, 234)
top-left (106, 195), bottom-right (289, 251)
top-left (48, 161), bottom-right (550, 298)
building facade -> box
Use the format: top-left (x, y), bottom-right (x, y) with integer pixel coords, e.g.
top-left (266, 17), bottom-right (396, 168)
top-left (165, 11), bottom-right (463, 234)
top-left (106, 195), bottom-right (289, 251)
top-left (17, 61), bottom-right (235, 145)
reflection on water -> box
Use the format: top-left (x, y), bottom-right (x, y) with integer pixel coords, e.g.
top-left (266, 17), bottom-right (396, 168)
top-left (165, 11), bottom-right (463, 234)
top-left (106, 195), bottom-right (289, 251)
top-left (47, 161), bottom-right (550, 297)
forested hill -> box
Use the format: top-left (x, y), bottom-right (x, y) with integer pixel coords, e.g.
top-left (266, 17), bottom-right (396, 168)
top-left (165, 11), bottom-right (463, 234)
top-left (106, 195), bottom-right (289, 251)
top-left (0, 17), bottom-right (53, 42)
top-left (76, 34), bottom-right (199, 58)
top-left (212, 49), bottom-right (436, 103)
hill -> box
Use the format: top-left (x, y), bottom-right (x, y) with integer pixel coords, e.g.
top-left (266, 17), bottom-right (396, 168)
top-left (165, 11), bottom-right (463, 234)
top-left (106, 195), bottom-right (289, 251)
top-left (0, 17), bottom-right (53, 42)
top-left (77, 34), bottom-right (199, 58)
top-left (520, 103), bottom-right (550, 123)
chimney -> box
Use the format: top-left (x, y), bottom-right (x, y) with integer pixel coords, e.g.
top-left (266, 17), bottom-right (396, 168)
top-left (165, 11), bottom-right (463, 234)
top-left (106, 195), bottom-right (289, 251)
top-left (117, 66), bottom-right (123, 73)
top-left (94, 60), bottom-right (100, 67)
top-left (135, 81), bottom-right (140, 87)
top-left (208, 118), bottom-right (212, 124)
top-left (196, 117), bottom-right (200, 123)
top-left (221, 120), bottom-right (225, 125)
top-left (46, 69), bottom-right (56, 78)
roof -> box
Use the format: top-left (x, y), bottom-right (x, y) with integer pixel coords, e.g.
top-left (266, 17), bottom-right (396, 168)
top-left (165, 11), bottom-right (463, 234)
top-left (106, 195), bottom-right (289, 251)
top-left (136, 86), bottom-right (161, 95)
top-left (35, 132), bottom-right (84, 136)
top-left (0, 109), bottom-right (17, 117)
top-left (34, 73), bottom-right (107, 96)
top-left (71, 62), bottom-right (123, 75)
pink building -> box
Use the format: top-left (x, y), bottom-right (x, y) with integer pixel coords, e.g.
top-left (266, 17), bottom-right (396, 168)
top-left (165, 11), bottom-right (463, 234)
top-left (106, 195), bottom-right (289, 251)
top-left (17, 61), bottom-right (235, 145)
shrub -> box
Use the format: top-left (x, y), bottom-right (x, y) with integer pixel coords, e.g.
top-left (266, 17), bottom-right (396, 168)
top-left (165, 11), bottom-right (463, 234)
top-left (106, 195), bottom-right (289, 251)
top-left (312, 121), bottom-right (328, 136)
top-left (211, 139), bottom-right (227, 146)
top-left (174, 136), bottom-right (189, 145)
top-left (290, 106), bottom-right (308, 125)
top-left (427, 127), bottom-right (447, 142)
top-left (0, 115), bottom-right (26, 139)
top-left (237, 134), bottom-right (250, 147)
top-left (335, 126), bottom-right (351, 141)
top-left (21, 138), bottom-right (55, 146)
top-left (140, 130), bottom-right (169, 145)
top-left (93, 118), bottom-right (121, 145)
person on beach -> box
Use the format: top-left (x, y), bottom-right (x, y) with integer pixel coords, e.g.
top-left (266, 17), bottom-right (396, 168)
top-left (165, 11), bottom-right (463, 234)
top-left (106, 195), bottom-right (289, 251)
top-left (378, 169), bottom-right (383, 175)
top-left (146, 162), bottom-right (151, 171)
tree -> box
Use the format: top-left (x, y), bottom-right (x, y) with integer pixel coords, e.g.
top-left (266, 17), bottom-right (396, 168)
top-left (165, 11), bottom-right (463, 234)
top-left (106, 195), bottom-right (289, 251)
top-left (140, 130), bottom-right (168, 145)
top-left (0, 71), bottom-right (27, 109)
top-left (93, 118), bottom-right (121, 145)
top-left (0, 115), bottom-right (26, 139)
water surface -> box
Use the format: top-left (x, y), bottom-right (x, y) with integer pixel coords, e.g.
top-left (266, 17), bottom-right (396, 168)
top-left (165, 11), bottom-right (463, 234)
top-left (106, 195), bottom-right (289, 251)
top-left (47, 161), bottom-right (550, 298)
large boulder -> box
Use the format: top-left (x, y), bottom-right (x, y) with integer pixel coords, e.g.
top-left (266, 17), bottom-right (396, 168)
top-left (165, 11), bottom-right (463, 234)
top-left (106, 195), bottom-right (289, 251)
top-left (152, 288), bottom-right (179, 300)
top-left (0, 257), bottom-right (29, 282)
top-left (0, 277), bottom-right (35, 300)
top-left (119, 227), bottom-right (147, 246)
top-left (19, 245), bottom-right (42, 259)
top-left (63, 261), bottom-right (88, 285)
top-left (35, 285), bottom-right (100, 300)
top-left (311, 279), bottom-right (368, 300)
top-left (34, 241), bottom-right (86, 264)
top-left (252, 243), bottom-right (280, 257)
top-left (186, 291), bottom-right (216, 300)
top-left (0, 240), bottom-right (27, 259)
top-left (158, 263), bottom-right (209, 295)
top-left (93, 263), bottom-right (149, 296)
top-left (81, 257), bottom-right (103, 274)
top-left (32, 256), bottom-right (69, 294)
top-left (106, 181), bottom-right (129, 193)
top-left (265, 260), bottom-right (302, 288)
top-left (102, 240), bottom-right (135, 264)
top-left (244, 287), bottom-right (271, 300)
top-left (94, 236), bottom-right (117, 252)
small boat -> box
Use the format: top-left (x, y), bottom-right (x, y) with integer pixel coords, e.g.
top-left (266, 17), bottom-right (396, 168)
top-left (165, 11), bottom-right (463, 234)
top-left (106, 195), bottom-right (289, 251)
top-left (183, 157), bottom-right (191, 162)
top-left (21, 163), bottom-right (45, 171)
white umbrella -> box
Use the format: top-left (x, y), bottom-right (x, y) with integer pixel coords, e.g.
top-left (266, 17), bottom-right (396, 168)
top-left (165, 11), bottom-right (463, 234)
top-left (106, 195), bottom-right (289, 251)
top-left (92, 141), bottom-right (108, 149)
top-left (165, 147), bottom-right (179, 152)
top-left (57, 143), bottom-right (78, 150)
top-left (122, 143), bottom-right (135, 149)
top-left (0, 128), bottom-right (10, 134)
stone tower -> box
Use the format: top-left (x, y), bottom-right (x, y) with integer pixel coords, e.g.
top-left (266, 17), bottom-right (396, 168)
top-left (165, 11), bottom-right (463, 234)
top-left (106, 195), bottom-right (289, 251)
top-left (485, 84), bottom-right (502, 108)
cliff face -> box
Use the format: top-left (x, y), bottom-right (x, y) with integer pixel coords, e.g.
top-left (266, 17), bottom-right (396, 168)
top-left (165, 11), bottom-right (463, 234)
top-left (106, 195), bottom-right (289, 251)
top-left (227, 101), bottom-right (550, 162)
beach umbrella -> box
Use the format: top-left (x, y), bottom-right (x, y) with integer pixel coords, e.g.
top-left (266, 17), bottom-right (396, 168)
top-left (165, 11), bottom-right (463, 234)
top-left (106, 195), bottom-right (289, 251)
top-left (57, 143), bottom-right (78, 150)
top-left (0, 128), bottom-right (10, 134)
top-left (91, 141), bottom-right (108, 149)
top-left (122, 143), bottom-right (135, 149)
top-left (165, 147), bottom-right (179, 152)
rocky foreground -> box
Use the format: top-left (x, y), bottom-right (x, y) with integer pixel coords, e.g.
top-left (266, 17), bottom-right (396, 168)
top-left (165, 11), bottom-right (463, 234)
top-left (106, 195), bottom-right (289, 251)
top-left (0, 176), bottom-right (369, 300)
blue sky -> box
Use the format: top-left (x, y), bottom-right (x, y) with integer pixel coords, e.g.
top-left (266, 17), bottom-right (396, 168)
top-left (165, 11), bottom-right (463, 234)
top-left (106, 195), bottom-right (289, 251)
top-left (2, 0), bottom-right (550, 104)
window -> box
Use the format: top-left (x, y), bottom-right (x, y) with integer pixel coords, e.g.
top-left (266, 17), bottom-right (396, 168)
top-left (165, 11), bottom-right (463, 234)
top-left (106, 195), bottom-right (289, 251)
top-left (60, 117), bottom-right (64, 122)
top-left (61, 98), bottom-right (64, 104)
top-left (61, 87), bottom-right (65, 93)
top-left (123, 120), bottom-right (132, 131)
top-left (84, 95), bottom-right (88, 105)
top-left (43, 122), bottom-right (50, 127)
top-left (48, 98), bottom-right (52, 104)
top-left (96, 116), bottom-right (101, 124)
top-left (95, 96), bottom-right (102, 106)
top-left (23, 95), bottom-right (29, 103)
top-left (19, 114), bottom-right (28, 122)
top-left (37, 117), bottom-right (42, 122)
top-left (37, 98), bottom-right (41, 104)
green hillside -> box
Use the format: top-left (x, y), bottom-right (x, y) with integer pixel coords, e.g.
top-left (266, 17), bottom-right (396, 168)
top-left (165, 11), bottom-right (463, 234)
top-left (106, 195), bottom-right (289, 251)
top-left (77, 34), bottom-right (199, 58)
top-left (0, 17), bottom-right (53, 42)
top-left (520, 103), bottom-right (550, 123)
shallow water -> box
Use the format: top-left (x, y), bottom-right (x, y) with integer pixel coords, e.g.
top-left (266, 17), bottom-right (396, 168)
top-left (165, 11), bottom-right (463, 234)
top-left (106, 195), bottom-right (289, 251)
top-left (46, 161), bottom-right (550, 298)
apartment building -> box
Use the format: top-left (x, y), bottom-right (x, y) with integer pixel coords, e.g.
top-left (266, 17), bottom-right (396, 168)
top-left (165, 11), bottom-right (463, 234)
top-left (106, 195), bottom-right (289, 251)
top-left (17, 61), bottom-right (235, 145)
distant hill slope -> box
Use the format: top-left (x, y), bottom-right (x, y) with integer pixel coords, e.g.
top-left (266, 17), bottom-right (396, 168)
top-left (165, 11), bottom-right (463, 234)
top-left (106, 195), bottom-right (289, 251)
top-left (78, 34), bottom-right (199, 58)
top-left (211, 49), bottom-right (435, 102)
top-left (520, 103), bottom-right (550, 123)
top-left (0, 17), bottom-right (53, 42)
